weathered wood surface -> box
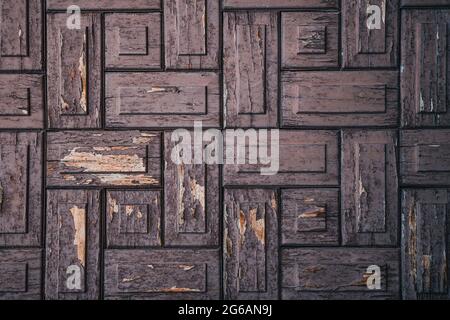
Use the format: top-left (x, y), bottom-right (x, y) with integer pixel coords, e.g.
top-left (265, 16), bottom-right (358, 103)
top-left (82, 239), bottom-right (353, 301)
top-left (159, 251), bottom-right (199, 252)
top-left (0, 0), bottom-right (449, 301)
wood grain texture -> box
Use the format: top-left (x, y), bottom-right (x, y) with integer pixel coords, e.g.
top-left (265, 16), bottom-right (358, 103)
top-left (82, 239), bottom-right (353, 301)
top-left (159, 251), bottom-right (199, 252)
top-left (104, 249), bottom-right (220, 300)
top-left (282, 248), bottom-right (400, 300)
top-left (342, 0), bottom-right (399, 68)
top-left (401, 0), bottom-right (450, 6)
top-left (165, 0), bottom-right (219, 69)
top-left (105, 72), bottom-right (220, 128)
top-left (224, 189), bottom-right (278, 300)
top-left (0, 250), bottom-right (41, 300)
top-left (46, 190), bottom-right (100, 300)
top-left (282, 71), bottom-right (399, 127)
top-left (223, 11), bottom-right (278, 128)
top-left (402, 189), bottom-right (450, 300)
top-left (47, 0), bottom-right (161, 9)
top-left (47, 131), bottom-right (161, 187)
top-left (47, 13), bottom-right (101, 128)
top-left (401, 10), bottom-right (450, 128)
top-left (0, 0), bottom-right (42, 70)
top-left (342, 130), bottom-right (398, 246)
top-left (164, 132), bottom-right (219, 246)
top-left (223, 0), bottom-right (339, 8)
top-left (0, 132), bottom-right (42, 247)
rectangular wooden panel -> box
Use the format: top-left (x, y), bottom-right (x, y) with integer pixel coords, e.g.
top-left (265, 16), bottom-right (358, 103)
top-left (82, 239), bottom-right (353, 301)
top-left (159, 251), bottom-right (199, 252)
top-left (0, 250), bottom-right (41, 300)
top-left (105, 72), bottom-right (220, 128)
top-left (46, 190), bottom-right (100, 300)
top-left (164, 132), bottom-right (219, 246)
top-left (106, 190), bottom-right (161, 248)
top-left (165, 0), bottom-right (219, 69)
top-left (343, 0), bottom-right (398, 68)
top-left (47, 13), bottom-right (101, 128)
top-left (105, 13), bottom-right (161, 69)
top-left (224, 189), bottom-right (278, 299)
top-left (281, 12), bottom-right (339, 68)
top-left (223, 12), bottom-right (278, 128)
top-left (223, 0), bottom-right (339, 8)
top-left (402, 189), bottom-right (450, 299)
top-left (281, 189), bottom-right (339, 246)
top-left (0, 74), bottom-right (43, 129)
top-left (400, 130), bottom-right (450, 186)
top-left (224, 130), bottom-right (339, 186)
top-left (104, 249), bottom-right (220, 300)
top-left (401, 10), bottom-right (450, 127)
top-left (0, 132), bottom-right (42, 247)
top-left (0, 0), bottom-right (42, 70)
top-left (47, 131), bottom-right (161, 187)
top-left (282, 71), bottom-right (399, 127)
top-left (282, 248), bottom-right (400, 300)
top-left (47, 0), bottom-right (161, 9)
top-left (342, 130), bottom-right (398, 246)
top-left (402, 0), bottom-right (450, 6)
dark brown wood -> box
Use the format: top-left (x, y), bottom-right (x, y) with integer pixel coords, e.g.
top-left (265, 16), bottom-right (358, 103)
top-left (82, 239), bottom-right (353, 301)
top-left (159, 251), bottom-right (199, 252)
top-left (342, 0), bottom-right (399, 68)
top-left (165, 0), bottom-right (219, 69)
top-left (47, 131), bottom-right (161, 187)
top-left (400, 130), bottom-right (450, 186)
top-left (0, 74), bottom-right (43, 128)
top-left (223, 11), bottom-right (278, 128)
top-left (105, 13), bottom-right (161, 69)
top-left (224, 189), bottom-right (278, 300)
top-left (401, 10), bottom-right (450, 128)
top-left (223, 0), bottom-right (339, 8)
top-left (402, 0), bottom-right (450, 6)
top-left (104, 249), bottom-right (220, 300)
top-left (106, 190), bottom-right (161, 248)
top-left (402, 189), bottom-right (450, 300)
top-left (105, 72), bottom-right (220, 128)
top-left (0, 0), bottom-right (42, 70)
top-left (282, 248), bottom-right (400, 300)
top-left (0, 132), bottom-right (42, 247)
top-left (47, 0), bottom-right (161, 9)
top-left (281, 12), bottom-right (338, 69)
top-left (46, 190), bottom-right (100, 300)
top-left (342, 130), bottom-right (398, 246)
top-left (0, 250), bottom-right (41, 300)
top-left (164, 132), bottom-right (219, 246)
top-left (47, 13), bottom-right (101, 128)
top-left (281, 71), bottom-right (399, 127)
top-left (224, 130), bottom-right (339, 186)
top-left (281, 188), bottom-right (339, 246)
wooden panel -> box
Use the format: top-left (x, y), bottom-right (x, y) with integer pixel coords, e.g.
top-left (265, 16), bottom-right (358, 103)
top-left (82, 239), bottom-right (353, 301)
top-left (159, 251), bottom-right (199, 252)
top-left (223, 12), bottom-right (278, 128)
top-left (47, 13), bottom-right (101, 128)
top-left (47, 131), bottom-right (161, 187)
top-left (0, 132), bottom-right (42, 247)
top-left (224, 130), bottom-right (339, 186)
top-left (342, 130), bottom-right (398, 246)
top-left (400, 130), bottom-right (450, 186)
top-left (106, 190), bottom-right (161, 248)
top-left (105, 13), bottom-right (161, 69)
top-left (343, 0), bottom-right (399, 68)
top-left (282, 71), bottom-right (399, 127)
top-left (224, 189), bottom-right (278, 300)
top-left (47, 0), bottom-right (161, 9)
top-left (0, 250), bottom-right (41, 300)
top-left (0, 74), bottom-right (43, 129)
top-left (281, 189), bottom-right (339, 246)
top-left (282, 248), bottom-right (400, 300)
top-left (402, 0), bottom-right (450, 6)
top-left (223, 0), bottom-right (339, 8)
top-left (402, 189), bottom-right (450, 299)
top-left (0, 0), bottom-right (42, 70)
top-left (165, 0), bottom-right (219, 69)
top-left (281, 12), bottom-right (339, 68)
top-left (46, 190), bottom-right (100, 300)
top-left (164, 132), bottom-right (219, 246)
top-left (401, 10), bottom-right (450, 127)
top-left (104, 249), bottom-right (220, 300)
top-left (105, 72), bottom-right (220, 128)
